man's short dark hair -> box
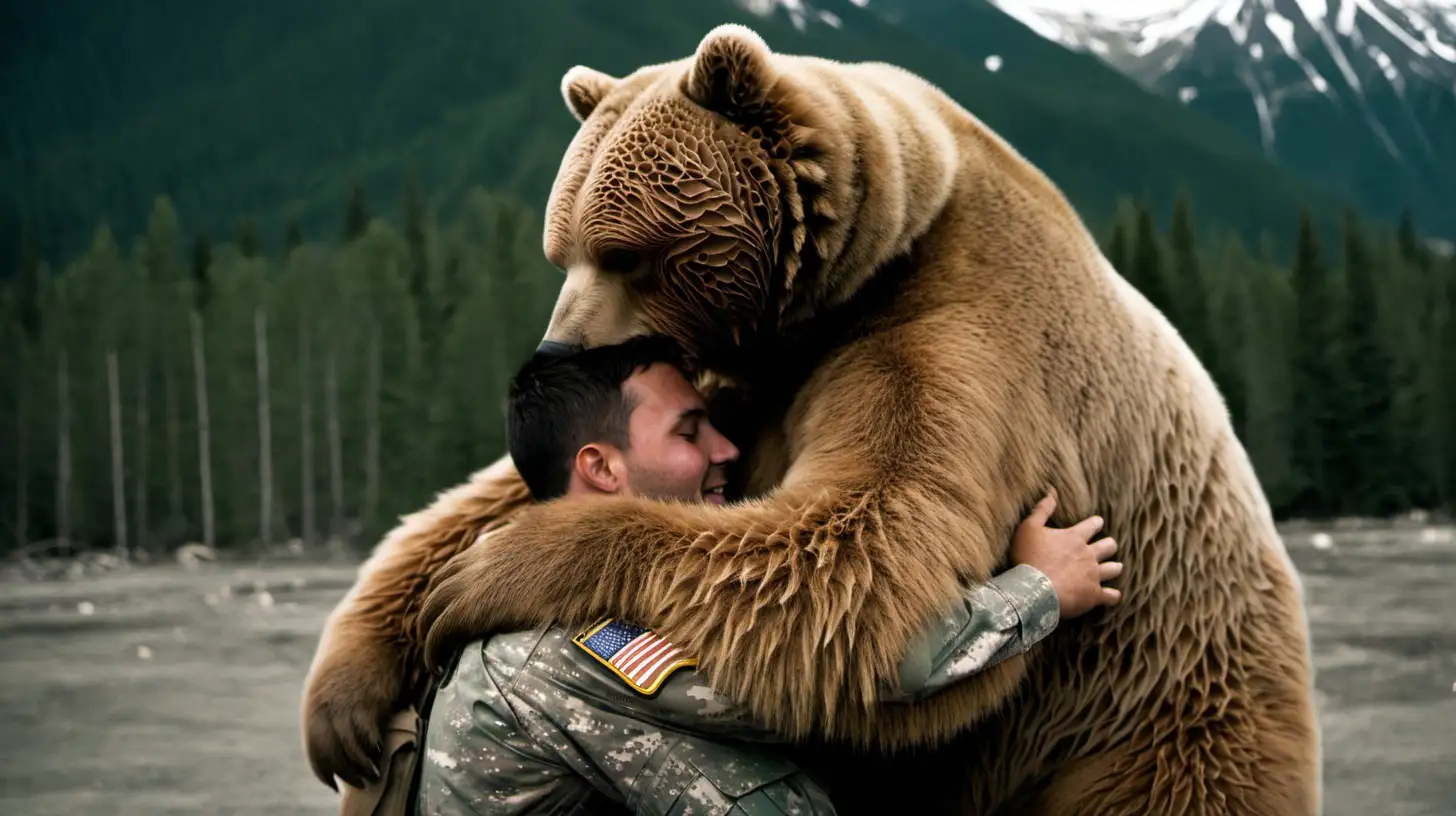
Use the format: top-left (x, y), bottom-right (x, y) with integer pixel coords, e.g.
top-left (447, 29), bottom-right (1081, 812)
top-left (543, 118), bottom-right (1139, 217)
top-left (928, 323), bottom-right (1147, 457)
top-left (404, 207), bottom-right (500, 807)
top-left (507, 334), bottom-right (689, 501)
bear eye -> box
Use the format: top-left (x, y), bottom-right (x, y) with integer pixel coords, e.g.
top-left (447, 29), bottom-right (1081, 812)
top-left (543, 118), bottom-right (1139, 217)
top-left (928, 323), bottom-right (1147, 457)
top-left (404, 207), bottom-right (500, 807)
top-left (599, 248), bottom-right (643, 276)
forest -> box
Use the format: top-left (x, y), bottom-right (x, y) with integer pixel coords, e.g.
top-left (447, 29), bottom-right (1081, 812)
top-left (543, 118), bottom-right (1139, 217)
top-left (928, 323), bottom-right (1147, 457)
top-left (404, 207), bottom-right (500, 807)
top-left (2, 179), bottom-right (1453, 558)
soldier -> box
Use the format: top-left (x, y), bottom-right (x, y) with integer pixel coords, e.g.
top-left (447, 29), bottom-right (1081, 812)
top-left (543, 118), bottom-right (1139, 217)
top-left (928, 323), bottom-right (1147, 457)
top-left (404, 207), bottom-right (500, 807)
top-left (413, 336), bottom-right (1121, 815)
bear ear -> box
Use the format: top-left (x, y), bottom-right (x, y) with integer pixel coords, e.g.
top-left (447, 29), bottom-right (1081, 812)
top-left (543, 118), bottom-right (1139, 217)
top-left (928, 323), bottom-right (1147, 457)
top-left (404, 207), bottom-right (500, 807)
top-left (682, 24), bottom-right (776, 120)
top-left (561, 65), bottom-right (621, 122)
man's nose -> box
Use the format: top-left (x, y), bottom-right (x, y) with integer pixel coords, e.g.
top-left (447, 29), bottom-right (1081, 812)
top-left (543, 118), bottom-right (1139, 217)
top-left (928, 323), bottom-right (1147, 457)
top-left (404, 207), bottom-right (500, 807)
top-left (708, 428), bottom-right (740, 465)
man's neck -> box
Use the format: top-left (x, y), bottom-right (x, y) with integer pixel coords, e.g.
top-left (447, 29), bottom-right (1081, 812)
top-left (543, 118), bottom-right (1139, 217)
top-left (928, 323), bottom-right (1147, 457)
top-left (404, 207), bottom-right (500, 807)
top-left (563, 482), bottom-right (622, 502)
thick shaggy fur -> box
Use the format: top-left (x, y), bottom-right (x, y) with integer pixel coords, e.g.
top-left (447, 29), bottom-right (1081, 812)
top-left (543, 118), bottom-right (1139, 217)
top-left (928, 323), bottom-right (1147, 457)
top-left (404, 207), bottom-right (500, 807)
top-left (303, 25), bottom-right (1321, 814)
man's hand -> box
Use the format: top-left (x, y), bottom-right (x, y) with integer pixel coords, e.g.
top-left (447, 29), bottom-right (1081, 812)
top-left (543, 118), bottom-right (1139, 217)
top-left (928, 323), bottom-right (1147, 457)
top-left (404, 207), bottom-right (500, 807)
top-left (1010, 488), bottom-right (1122, 620)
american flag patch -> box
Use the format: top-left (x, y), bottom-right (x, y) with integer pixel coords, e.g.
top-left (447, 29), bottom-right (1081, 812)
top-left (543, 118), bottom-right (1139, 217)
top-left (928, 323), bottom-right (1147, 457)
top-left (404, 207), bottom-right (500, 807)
top-left (572, 618), bottom-right (697, 695)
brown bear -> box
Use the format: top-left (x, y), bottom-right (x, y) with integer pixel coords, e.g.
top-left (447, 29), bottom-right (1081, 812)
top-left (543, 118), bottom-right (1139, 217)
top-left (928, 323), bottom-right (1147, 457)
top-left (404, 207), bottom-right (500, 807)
top-left (302, 24), bottom-right (1321, 815)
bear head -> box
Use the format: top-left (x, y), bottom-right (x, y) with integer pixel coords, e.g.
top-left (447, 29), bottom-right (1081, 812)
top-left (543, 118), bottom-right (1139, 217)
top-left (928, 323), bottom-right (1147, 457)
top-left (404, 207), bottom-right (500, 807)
top-left (535, 24), bottom-right (885, 370)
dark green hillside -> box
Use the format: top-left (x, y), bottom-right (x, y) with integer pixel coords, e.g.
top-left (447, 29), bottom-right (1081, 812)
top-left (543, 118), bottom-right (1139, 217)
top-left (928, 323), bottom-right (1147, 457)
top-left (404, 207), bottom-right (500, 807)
top-left (4, 0), bottom-right (1354, 267)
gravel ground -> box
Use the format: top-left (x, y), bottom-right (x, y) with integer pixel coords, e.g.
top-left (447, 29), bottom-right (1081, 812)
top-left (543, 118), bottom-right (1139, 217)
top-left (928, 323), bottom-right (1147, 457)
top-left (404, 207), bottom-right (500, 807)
top-left (0, 524), bottom-right (1451, 815)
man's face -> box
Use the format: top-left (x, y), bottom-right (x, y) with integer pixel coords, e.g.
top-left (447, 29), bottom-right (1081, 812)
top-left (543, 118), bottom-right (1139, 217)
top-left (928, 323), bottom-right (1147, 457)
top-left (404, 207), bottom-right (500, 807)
top-left (616, 363), bottom-right (738, 505)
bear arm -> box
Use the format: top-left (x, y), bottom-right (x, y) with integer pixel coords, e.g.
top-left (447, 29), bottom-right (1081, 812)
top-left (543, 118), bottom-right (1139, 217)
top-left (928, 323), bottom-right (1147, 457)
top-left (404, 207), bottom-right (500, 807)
top-left (300, 455), bottom-right (534, 788)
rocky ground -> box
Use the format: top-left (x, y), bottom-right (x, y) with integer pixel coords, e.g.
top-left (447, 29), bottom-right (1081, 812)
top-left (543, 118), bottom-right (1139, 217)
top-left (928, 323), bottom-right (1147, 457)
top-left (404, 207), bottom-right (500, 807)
top-left (0, 523), bottom-right (1452, 815)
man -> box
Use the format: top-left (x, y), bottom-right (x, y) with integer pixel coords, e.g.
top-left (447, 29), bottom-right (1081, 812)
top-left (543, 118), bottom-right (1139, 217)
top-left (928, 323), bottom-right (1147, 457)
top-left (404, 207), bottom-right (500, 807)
top-left (415, 336), bottom-right (1121, 815)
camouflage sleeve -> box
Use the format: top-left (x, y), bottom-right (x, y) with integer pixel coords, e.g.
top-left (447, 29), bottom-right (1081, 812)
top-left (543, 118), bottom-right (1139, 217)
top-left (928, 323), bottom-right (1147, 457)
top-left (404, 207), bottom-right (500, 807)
top-left (416, 631), bottom-right (617, 815)
top-left (419, 627), bottom-right (838, 815)
top-left (881, 564), bottom-right (1060, 704)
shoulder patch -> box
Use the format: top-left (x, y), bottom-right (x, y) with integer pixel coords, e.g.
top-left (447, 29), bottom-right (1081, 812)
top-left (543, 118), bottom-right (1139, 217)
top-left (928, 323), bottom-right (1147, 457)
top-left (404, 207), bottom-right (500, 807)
top-left (572, 618), bottom-right (697, 695)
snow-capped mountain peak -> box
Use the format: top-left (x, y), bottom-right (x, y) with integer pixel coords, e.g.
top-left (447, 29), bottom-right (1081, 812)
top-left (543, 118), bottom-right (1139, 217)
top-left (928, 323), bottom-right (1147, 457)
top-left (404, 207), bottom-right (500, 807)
top-left (990, 0), bottom-right (1456, 166)
top-left (736, 0), bottom-right (864, 31)
top-left (993, 1), bottom-right (1456, 77)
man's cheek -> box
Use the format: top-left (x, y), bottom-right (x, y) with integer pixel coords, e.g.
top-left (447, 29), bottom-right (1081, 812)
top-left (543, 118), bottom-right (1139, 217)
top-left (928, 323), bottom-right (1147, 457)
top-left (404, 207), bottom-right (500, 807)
top-left (678, 448), bottom-right (712, 480)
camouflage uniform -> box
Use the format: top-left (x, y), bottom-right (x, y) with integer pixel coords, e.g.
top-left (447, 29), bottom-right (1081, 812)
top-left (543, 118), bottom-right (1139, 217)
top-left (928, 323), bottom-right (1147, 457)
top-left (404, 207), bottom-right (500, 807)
top-left (416, 563), bottom-right (1059, 815)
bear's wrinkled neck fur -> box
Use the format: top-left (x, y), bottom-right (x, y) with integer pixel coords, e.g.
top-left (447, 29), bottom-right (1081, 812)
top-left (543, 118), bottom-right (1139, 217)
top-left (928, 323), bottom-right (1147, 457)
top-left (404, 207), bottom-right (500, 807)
top-left (768, 57), bottom-right (1101, 335)
top-left (704, 54), bottom-right (1096, 422)
top-left (768, 58), bottom-right (963, 329)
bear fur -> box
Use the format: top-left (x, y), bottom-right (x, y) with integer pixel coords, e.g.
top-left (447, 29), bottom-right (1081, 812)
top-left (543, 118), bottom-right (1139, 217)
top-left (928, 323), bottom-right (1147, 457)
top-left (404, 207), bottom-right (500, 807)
top-left (302, 24), bottom-right (1321, 814)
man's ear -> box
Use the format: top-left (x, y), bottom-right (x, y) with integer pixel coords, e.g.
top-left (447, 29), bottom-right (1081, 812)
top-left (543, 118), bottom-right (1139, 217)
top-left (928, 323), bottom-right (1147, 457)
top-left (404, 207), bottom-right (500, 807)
top-left (574, 443), bottom-right (625, 494)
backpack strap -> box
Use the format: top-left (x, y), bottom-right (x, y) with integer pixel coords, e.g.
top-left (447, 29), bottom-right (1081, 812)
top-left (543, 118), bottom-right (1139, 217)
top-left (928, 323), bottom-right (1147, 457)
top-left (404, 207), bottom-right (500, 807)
top-left (400, 663), bottom-right (447, 816)
top-left (335, 660), bottom-right (450, 816)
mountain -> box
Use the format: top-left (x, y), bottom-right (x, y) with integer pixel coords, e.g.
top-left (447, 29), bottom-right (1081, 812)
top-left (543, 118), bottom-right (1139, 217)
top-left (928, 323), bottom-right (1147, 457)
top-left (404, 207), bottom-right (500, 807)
top-left (987, 0), bottom-right (1456, 237)
top-left (2, 0), bottom-right (1358, 269)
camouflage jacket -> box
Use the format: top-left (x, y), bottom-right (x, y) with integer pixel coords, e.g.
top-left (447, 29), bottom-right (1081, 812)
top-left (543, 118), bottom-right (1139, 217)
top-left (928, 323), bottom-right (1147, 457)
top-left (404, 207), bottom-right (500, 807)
top-left (415, 563), bottom-right (1059, 815)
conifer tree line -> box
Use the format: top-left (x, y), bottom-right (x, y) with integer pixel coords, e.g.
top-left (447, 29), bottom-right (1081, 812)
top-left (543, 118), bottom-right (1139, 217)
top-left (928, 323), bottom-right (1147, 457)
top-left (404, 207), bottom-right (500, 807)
top-left (3, 184), bottom-right (1455, 558)
top-left (1103, 192), bottom-right (1456, 520)
top-left (1, 179), bottom-right (560, 558)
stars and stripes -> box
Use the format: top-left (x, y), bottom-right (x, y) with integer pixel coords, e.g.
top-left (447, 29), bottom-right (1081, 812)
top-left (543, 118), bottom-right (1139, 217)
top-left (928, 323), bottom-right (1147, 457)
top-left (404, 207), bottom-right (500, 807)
top-left (573, 618), bottom-right (697, 695)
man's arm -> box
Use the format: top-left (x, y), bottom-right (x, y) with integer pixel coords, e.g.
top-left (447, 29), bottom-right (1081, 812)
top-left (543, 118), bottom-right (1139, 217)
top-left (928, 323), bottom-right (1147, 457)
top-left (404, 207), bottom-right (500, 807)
top-left (424, 628), bottom-right (838, 815)
top-left (884, 490), bottom-right (1120, 704)
top-left (418, 631), bottom-right (614, 815)
top-left (881, 564), bottom-right (1058, 704)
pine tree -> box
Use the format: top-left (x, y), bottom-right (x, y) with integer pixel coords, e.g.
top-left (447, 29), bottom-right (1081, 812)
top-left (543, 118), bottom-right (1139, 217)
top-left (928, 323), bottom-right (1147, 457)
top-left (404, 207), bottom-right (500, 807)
top-left (1396, 209), bottom-right (1425, 270)
top-left (16, 219), bottom-right (42, 339)
top-left (1235, 255), bottom-right (1281, 493)
top-left (285, 219), bottom-right (303, 256)
top-left (11, 365), bottom-right (25, 551)
top-left (298, 321), bottom-right (316, 546)
top-left (140, 197), bottom-right (186, 541)
top-left (1206, 235), bottom-right (1252, 434)
top-left (1446, 256), bottom-right (1456, 514)
top-left (107, 350), bottom-right (128, 557)
top-left (1106, 222), bottom-right (1129, 275)
top-left (363, 327), bottom-right (381, 532)
top-left (133, 358), bottom-right (150, 553)
top-left (236, 218), bottom-right (261, 259)
top-left (401, 170), bottom-right (434, 356)
top-left (438, 250), bottom-right (465, 330)
top-left (1103, 197), bottom-right (1138, 275)
top-left (1128, 204), bottom-right (1174, 319)
top-left (56, 346), bottom-right (72, 555)
top-left (255, 309), bottom-right (275, 548)
top-left (1436, 254), bottom-right (1456, 514)
top-left (192, 231), bottom-right (214, 312)
top-left (69, 222), bottom-right (133, 552)
top-left (343, 184), bottom-right (369, 242)
top-left (1336, 211), bottom-right (1396, 515)
top-left (142, 198), bottom-right (181, 277)
top-left (1168, 192), bottom-right (1213, 368)
top-left (325, 349), bottom-right (345, 538)
top-left (12, 220), bottom-right (42, 552)
top-left (188, 230), bottom-right (215, 549)
top-left (1289, 210), bottom-right (1342, 517)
